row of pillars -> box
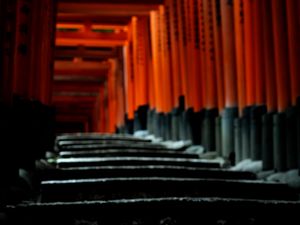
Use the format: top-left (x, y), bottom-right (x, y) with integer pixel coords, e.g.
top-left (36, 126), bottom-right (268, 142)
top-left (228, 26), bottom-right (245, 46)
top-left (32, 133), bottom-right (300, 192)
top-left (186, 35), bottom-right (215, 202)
top-left (116, 0), bottom-right (300, 172)
top-left (0, 0), bottom-right (56, 105)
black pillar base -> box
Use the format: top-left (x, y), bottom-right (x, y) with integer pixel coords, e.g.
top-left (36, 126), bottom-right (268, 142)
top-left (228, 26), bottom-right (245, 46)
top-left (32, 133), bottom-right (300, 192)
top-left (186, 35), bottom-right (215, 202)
top-left (178, 111), bottom-right (186, 140)
top-left (262, 112), bottom-right (275, 170)
top-left (124, 114), bottom-right (134, 134)
top-left (234, 118), bottom-right (242, 164)
top-left (215, 116), bottom-right (222, 157)
top-left (165, 113), bottom-right (172, 141)
top-left (191, 110), bottom-right (205, 145)
top-left (202, 108), bottom-right (218, 152)
top-left (147, 109), bottom-right (155, 135)
top-left (181, 108), bottom-right (194, 141)
top-left (171, 108), bottom-right (180, 141)
top-left (115, 126), bottom-right (126, 134)
top-left (250, 105), bottom-right (267, 160)
top-left (160, 113), bottom-right (171, 141)
top-left (285, 106), bottom-right (297, 170)
top-left (133, 105), bottom-right (149, 132)
top-left (273, 113), bottom-right (287, 172)
top-left (297, 97), bottom-right (300, 175)
top-left (0, 103), bottom-right (20, 203)
top-left (152, 112), bottom-right (162, 138)
top-left (221, 107), bottom-right (238, 160)
top-left (241, 106), bottom-right (252, 160)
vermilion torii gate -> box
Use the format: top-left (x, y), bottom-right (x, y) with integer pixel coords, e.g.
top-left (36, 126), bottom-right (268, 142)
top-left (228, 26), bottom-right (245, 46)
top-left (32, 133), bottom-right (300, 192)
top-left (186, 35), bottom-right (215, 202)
top-left (0, 0), bottom-right (299, 172)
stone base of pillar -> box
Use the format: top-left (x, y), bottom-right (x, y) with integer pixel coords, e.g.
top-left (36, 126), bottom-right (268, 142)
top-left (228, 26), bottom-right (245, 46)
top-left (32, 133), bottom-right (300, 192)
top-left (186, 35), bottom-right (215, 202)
top-left (262, 112), bottom-right (275, 170)
top-left (234, 118), bottom-right (242, 164)
top-left (273, 113), bottom-right (287, 172)
top-left (221, 107), bottom-right (238, 163)
top-left (191, 110), bottom-right (205, 145)
top-left (133, 105), bottom-right (149, 132)
top-left (241, 106), bottom-right (252, 159)
top-left (202, 108), bottom-right (218, 152)
top-left (285, 106), bottom-right (298, 170)
top-left (250, 105), bottom-right (267, 160)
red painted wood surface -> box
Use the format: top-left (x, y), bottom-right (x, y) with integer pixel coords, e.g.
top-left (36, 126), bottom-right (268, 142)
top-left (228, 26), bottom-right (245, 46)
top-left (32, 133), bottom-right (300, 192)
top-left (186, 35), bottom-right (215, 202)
top-left (220, 0), bottom-right (237, 108)
top-left (150, 10), bottom-right (163, 112)
top-left (243, 0), bottom-right (255, 106)
top-left (168, 0), bottom-right (183, 108)
top-left (286, 0), bottom-right (300, 105)
top-left (123, 44), bottom-right (135, 119)
top-left (190, 0), bottom-right (203, 111)
top-left (271, 0), bottom-right (291, 112)
top-left (253, 0), bottom-right (265, 105)
top-left (262, 0), bottom-right (277, 112)
top-left (212, 0), bottom-right (224, 113)
top-left (203, 0), bottom-right (217, 109)
top-left (233, 0), bottom-right (246, 115)
top-left (159, 5), bottom-right (173, 112)
top-left (132, 16), bottom-right (149, 109)
top-left (198, 0), bottom-right (207, 109)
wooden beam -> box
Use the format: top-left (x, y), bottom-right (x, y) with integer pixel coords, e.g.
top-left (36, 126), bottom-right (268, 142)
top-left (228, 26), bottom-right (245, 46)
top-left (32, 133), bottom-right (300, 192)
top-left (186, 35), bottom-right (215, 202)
top-left (59, 0), bottom-right (163, 4)
top-left (54, 75), bottom-right (106, 83)
top-left (56, 38), bottom-right (127, 47)
top-left (53, 82), bottom-right (102, 93)
top-left (58, 3), bottom-right (160, 16)
top-left (55, 47), bottom-right (117, 59)
top-left (56, 23), bottom-right (128, 48)
top-left (57, 14), bottom-right (132, 25)
top-left (55, 60), bottom-right (110, 71)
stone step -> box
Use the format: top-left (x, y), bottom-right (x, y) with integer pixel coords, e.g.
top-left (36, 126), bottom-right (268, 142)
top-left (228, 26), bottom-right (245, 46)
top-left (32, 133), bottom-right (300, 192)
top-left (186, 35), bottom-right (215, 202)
top-left (57, 142), bottom-right (185, 151)
top-left (40, 177), bottom-right (297, 202)
top-left (7, 197), bottom-right (300, 225)
top-left (59, 149), bottom-right (200, 159)
top-left (57, 140), bottom-right (165, 149)
top-left (56, 157), bottom-right (221, 168)
top-left (56, 133), bottom-right (151, 143)
top-left (39, 165), bottom-right (256, 181)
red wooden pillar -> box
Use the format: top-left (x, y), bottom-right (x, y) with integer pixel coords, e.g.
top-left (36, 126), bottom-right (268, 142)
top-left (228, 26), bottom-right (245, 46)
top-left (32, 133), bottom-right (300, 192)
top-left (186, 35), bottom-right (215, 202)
top-left (147, 53), bottom-right (156, 111)
top-left (168, 0), bottom-right (183, 108)
top-left (253, 0), bottom-right (265, 105)
top-left (190, 0), bottom-right (203, 112)
top-left (220, 0), bottom-right (237, 108)
top-left (243, 0), bottom-right (255, 107)
top-left (203, 0), bottom-right (217, 110)
top-left (107, 59), bottom-right (117, 133)
top-left (13, 0), bottom-right (31, 98)
top-left (262, 0), bottom-right (277, 113)
top-left (233, 0), bottom-right (246, 116)
top-left (29, 0), bottom-right (56, 104)
top-left (271, 0), bottom-right (290, 112)
top-left (184, 0), bottom-right (197, 110)
top-left (99, 84), bottom-right (107, 132)
top-left (131, 16), bottom-right (141, 111)
top-left (0, 0), bottom-right (55, 105)
top-left (143, 17), bottom-right (155, 111)
top-left (131, 16), bottom-right (149, 110)
top-left (150, 10), bottom-right (163, 113)
top-left (177, 0), bottom-right (188, 108)
top-left (198, 0), bottom-right (207, 109)
top-left (0, 0), bottom-right (16, 104)
top-left (115, 55), bottom-right (126, 131)
top-left (286, 0), bottom-right (300, 105)
top-left (123, 44), bottom-right (135, 120)
top-left (212, 0), bottom-right (225, 113)
top-left (159, 5), bottom-right (173, 113)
